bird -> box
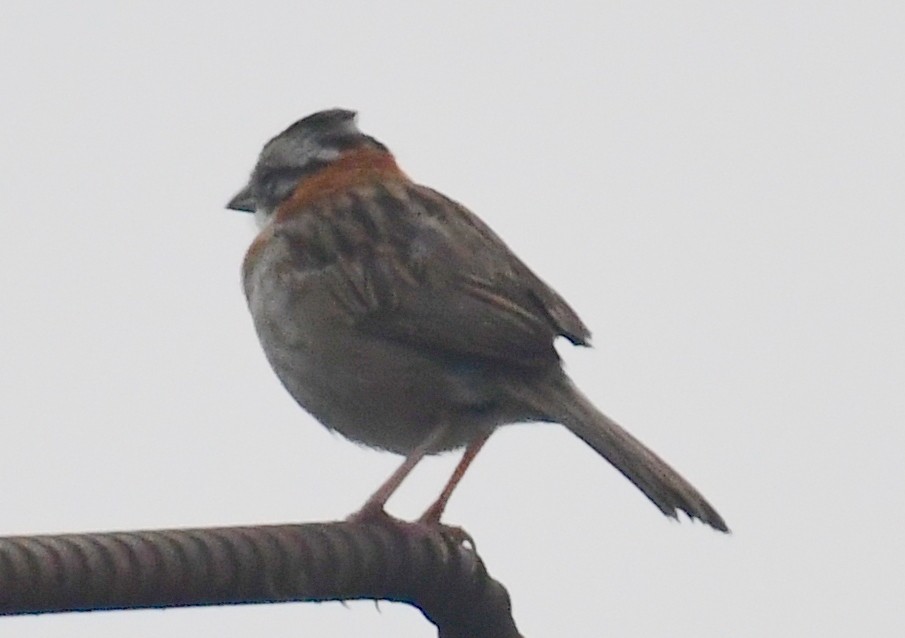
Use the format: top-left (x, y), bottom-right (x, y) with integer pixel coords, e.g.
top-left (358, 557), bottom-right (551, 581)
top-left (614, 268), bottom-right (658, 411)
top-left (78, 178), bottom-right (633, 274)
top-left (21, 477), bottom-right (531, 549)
top-left (227, 108), bottom-right (728, 532)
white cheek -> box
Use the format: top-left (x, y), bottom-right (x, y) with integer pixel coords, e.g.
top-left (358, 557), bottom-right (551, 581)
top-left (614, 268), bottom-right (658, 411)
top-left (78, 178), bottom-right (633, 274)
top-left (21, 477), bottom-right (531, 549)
top-left (254, 207), bottom-right (273, 230)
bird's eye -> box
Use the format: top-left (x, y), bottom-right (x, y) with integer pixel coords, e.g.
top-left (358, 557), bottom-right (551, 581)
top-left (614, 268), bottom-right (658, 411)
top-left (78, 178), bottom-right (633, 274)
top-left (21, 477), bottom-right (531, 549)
top-left (258, 169), bottom-right (304, 209)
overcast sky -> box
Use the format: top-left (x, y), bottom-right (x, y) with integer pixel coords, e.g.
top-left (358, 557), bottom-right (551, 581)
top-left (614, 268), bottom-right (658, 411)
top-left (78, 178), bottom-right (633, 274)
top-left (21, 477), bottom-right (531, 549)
top-left (2, 2), bottom-right (903, 636)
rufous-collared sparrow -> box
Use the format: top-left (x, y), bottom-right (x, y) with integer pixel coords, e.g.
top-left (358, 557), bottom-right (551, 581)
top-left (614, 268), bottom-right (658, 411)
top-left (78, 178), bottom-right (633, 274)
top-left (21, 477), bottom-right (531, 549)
top-left (227, 109), bottom-right (728, 532)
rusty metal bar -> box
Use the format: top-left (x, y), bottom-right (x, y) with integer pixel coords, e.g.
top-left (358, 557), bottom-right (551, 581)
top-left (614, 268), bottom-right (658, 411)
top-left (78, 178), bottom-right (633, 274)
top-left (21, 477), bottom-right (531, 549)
top-left (0, 521), bottom-right (522, 637)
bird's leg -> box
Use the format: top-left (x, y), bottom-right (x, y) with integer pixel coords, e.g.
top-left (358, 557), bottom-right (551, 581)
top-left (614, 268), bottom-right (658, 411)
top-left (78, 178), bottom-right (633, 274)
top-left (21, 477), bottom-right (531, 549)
top-left (418, 431), bottom-right (492, 525)
top-left (348, 424), bottom-right (450, 523)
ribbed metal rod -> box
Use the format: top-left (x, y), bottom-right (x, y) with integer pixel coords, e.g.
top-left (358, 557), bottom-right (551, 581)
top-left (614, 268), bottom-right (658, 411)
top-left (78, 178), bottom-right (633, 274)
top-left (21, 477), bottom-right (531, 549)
top-left (0, 521), bottom-right (522, 638)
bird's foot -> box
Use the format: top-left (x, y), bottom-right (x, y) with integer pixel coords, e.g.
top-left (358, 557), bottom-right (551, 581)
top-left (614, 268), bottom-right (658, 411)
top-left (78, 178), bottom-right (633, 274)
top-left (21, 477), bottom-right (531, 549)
top-left (346, 502), bottom-right (405, 526)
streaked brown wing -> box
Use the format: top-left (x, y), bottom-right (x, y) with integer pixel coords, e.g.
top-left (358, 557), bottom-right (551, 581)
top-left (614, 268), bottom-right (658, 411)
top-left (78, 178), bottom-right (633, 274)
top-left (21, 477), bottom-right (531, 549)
top-left (278, 181), bottom-right (591, 369)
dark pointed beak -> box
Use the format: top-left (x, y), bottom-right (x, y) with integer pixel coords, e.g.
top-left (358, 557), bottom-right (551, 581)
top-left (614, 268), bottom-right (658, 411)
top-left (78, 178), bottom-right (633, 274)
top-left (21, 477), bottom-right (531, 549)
top-left (226, 184), bottom-right (256, 212)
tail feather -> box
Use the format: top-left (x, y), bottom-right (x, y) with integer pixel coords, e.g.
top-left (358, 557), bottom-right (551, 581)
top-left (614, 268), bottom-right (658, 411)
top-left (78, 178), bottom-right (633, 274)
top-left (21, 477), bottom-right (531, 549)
top-left (517, 376), bottom-right (729, 532)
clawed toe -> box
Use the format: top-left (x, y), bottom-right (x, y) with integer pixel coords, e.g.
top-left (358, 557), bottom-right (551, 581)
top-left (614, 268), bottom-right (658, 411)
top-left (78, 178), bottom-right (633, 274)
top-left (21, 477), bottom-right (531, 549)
top-left (346, 503), bottom-right (404, 526)
top-left (346, 506), bottom-right (474, 548)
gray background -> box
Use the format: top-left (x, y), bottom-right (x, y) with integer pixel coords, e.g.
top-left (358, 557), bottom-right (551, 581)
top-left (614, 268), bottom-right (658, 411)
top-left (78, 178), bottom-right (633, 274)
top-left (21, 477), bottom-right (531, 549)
top-left (2, 1), bottom-right (903, 636)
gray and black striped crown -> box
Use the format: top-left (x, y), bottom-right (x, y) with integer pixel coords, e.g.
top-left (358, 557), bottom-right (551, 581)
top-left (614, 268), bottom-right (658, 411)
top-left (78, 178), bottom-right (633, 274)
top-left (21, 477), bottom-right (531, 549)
top-left (227, 109), bottom-right (387, 214)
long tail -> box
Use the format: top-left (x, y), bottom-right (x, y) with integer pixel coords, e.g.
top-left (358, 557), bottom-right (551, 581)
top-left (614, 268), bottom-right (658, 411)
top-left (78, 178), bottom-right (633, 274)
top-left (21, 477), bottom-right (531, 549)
top-left (515, 375), bottom-right (729, 532)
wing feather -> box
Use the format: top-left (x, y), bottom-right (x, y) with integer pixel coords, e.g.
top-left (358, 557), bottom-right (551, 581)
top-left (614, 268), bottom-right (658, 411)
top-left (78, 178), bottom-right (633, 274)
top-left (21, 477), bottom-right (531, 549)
top-left (276, 181), bottom-right (590, 368)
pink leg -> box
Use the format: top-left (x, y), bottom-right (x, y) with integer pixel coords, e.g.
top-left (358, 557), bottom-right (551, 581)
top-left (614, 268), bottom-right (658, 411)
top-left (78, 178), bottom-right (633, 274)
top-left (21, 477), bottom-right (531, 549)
top-left (419, 431), bottom-right (492, 525)
top-left (349, 425), bottom-right (449, 523)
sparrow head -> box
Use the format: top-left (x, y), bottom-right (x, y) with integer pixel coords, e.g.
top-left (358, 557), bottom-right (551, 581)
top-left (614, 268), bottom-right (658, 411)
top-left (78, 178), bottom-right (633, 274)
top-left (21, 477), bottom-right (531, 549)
top-left (226, 109), bottom-right (388, 224)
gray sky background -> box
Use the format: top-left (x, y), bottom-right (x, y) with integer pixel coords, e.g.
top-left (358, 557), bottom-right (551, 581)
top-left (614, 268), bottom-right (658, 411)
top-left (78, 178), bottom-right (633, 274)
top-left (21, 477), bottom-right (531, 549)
top-left (2, 2), bottom-right (903, 636)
